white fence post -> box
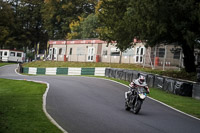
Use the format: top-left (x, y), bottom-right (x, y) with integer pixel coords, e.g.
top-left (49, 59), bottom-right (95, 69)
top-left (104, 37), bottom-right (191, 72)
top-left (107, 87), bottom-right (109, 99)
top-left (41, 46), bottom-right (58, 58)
top-left (154, 46), bottom-right (157, 69)
top-left (163, 45), bottom-right (167, 71)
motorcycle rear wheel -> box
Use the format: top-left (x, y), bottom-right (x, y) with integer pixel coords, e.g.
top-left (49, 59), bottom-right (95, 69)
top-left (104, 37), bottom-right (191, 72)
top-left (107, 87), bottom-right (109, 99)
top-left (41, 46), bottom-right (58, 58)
top-left (133, 100), bottom-right (142, 114)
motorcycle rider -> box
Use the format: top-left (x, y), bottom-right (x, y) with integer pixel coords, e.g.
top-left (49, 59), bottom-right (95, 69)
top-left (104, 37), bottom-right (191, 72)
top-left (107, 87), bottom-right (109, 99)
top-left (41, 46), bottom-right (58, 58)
top-left (125, 75), bottom-right (149, 101)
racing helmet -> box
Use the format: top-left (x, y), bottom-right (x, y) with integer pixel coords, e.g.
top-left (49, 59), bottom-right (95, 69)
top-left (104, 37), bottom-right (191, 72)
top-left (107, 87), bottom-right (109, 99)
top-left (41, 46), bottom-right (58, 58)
top-left (138, 75), bottom-right (145, 84)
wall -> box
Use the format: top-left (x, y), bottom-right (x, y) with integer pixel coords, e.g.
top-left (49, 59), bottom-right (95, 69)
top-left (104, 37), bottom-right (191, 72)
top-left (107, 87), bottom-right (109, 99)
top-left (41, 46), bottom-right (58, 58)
top-left (67, 43), bottom-right (99, 62)
top-left (49, 44), bottom-right (66, 61)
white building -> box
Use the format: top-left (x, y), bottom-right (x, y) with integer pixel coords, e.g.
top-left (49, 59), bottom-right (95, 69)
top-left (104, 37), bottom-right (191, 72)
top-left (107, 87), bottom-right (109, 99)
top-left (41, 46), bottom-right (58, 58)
top-left (48, 39), bottom-right (146, 64)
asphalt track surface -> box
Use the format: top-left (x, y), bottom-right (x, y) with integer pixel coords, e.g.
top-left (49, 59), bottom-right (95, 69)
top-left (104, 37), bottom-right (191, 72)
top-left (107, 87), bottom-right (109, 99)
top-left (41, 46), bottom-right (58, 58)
top-left (1, 64), bottom-right (200, 133)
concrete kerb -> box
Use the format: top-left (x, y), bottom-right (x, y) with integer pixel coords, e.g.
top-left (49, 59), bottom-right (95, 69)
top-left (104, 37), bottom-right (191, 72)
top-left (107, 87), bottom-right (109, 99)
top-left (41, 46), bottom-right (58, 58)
top-left (29, 80), bottom-right (68, 133)
top-left (15, 68), bottom-right (68, 133)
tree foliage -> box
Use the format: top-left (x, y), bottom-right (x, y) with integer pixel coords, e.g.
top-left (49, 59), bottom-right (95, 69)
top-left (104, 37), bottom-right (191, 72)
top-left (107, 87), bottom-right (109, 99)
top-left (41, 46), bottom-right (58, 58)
top-left (97, 0), bottom-right (200, 72)
top-left (96, 0), bottom-right (133, 52)
top-left (0, 0), bottom-right (98, 52)
top-left (0, 0), bottom-right (48, 51)
top-left (127, 0), bottom-right (200, 72)
top-left (1, 0), bottom-right (200, 72)
top-left (0, 0), bottom-right (15, 49)
top-left (66, 16), bottom-right (83, 39)
top-left (42, 0), bottom-right (98, 39)
top-left (80, 13), bottom-right (99, 39)
top-left (67, 14), bottom-right (99, 39)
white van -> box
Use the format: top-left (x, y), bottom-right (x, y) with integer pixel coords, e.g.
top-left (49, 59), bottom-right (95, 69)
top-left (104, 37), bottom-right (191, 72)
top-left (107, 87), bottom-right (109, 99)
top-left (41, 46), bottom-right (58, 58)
top-left (0, 49), bottom-right (25, 63)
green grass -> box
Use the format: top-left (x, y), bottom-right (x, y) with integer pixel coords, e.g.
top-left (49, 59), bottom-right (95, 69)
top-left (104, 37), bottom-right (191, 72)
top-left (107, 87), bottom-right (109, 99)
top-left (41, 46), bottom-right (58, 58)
top-left (102, 77), bottom-right (200, 118)
top-left (0, 78), bottom-right (62, 133)
top-left (0, 62), bottom-right (15, 67)
top-left (22, 61), bottom-right (196, 81)
top-left (1, 61), bottom-right (199, 133)
top-left (0, 77), bottom-right (199, 133)
top-left (149, 87), bottom-right (200, 118)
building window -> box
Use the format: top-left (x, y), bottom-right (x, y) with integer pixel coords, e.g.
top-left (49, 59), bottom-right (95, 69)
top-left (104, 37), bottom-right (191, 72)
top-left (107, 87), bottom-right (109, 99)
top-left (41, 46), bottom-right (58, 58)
top-left (58, 48), bottom-right (62, 55)
top-left (69, 48), bottom-right (72, 55)
top-left (17, 53), bottom-right (22, 57)
top-left (111, 48), bottom-right (120, 56)
top-left (140, 48), bottom-right (144, 55)
top-left (49, 48), bottom-right (52, 54)
top-left (123, 48), bottom-right (134, 56)
top-left (102, 48), bottom-right (108, 55)
top-left (4, 52), bottom-right (7, 56)
top-left (158, 48), bottom-right (165, 57)
top-left (53, 48), bottom-right (56, 54)
top-left (197, 53), bottom-right (200, 63)
top-left (136, 56), bottom-right (139, 62)
top-left (103, 50), bottom-right (107, 55)
top-left (10, 52), bottom-right (15, 56)
top-left (173, 51), bottom-right (180, 59)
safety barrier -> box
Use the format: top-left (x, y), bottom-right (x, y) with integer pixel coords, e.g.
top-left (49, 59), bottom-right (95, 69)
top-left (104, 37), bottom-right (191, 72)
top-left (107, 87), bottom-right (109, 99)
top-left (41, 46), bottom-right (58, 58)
top-left (68, 67), bottom-right (82, 75)
top-left (95, 67), bottom-right (106, 76)
top-left (19, 66), bottom-right (199, 100)
top-left (193, 83), bottom-right (200, 99)
top-left (21, 67), bottom-right (106, 76)
top-left (46, 68), bottom-right (57, 75)
top-left (28, 67), bottom-right (37, 75)
top-left (105, 68), bottom-right (199, 100)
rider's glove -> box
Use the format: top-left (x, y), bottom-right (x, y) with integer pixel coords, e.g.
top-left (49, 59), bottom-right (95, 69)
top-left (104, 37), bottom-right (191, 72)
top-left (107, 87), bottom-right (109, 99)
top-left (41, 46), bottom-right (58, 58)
top-left (145, 86), bottom-right (150, 94)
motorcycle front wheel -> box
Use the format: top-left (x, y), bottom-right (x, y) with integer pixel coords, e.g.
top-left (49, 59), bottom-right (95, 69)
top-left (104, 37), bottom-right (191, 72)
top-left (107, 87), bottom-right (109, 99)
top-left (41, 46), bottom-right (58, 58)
top-left (133, 100), bottom-right (143, 114)
top-left (125, 102), bottom-right (131, 111)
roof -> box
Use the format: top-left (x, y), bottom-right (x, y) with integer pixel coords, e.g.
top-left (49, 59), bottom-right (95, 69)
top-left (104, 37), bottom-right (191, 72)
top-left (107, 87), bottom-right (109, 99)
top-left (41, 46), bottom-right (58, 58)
top-left (48, 38), bottom-right (142, 45)
top-left (49, 39), bottom-right (106, 45)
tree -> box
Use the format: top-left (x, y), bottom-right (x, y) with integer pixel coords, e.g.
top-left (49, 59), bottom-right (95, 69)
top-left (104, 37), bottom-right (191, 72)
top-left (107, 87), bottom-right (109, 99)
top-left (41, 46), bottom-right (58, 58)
top-left (96, 0), bottom-right (133, 52)
top-left (14, 0), bottom-right (48, 50)
top-left (97, 0), bottom-right (200, 72)
top-left (66, 16), bottom-right (83, 39)
top-left (0, 0), bottom-right (15, 49)
top-left (67, 13), bottom-right (99, 39)
top-left (0, 0), bottom-right (48, 51)
top-left (80, 13), bottom-right (99, 39)
top-left (96, 0), bottom-right (135, 63)
top-left (42, 0), bottom-right (98, 40)
top-left (127, 0), bottom-right (200, 72)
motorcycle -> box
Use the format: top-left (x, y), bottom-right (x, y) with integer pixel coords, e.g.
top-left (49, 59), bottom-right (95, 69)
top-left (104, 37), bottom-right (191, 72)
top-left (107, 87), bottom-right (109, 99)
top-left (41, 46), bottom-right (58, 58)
top-left (125, 86), bottom-right (147, 114)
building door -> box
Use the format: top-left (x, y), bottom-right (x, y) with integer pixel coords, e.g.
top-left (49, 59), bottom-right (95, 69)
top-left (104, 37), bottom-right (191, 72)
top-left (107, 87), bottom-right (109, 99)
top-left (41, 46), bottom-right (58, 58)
top-left (135, 47), bottom-right (145, 63)
top-left (87, 47), bottom-right (95, 61)
top-left (53, 48), bottom-right (57, 60)
top-left (49, 48), bottom-right (53, 60)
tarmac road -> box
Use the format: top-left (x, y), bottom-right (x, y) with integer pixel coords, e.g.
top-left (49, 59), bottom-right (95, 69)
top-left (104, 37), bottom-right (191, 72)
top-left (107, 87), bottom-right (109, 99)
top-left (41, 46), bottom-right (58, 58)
top-left (1, 64), bottom-right (200, 133)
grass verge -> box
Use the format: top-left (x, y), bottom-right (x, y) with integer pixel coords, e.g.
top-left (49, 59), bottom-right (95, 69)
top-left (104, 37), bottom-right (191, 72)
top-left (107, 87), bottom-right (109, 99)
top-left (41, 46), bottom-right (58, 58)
top-left (0, 78), bottom-right (62, 133)
top-left (102, 77), bottom-right (200, 119)
top-left (0, 63), bottom-right (15, 67)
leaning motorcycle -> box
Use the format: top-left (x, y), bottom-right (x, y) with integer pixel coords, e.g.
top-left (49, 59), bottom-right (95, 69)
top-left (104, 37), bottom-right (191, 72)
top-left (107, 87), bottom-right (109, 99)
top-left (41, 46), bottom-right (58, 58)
top-left (125, 86), bottom-right (147, 114)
